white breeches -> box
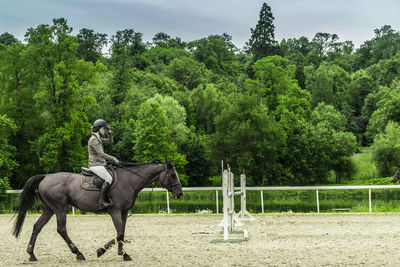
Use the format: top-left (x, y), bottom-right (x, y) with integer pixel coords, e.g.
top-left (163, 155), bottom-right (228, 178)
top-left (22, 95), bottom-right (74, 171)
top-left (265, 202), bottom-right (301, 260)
top-left (89, 166), bottom-right (113, 184)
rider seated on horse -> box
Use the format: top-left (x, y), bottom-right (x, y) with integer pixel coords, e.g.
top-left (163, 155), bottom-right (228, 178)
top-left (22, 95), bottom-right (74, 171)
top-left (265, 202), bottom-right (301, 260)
top-left (88, 119), bottom-right (119, 209)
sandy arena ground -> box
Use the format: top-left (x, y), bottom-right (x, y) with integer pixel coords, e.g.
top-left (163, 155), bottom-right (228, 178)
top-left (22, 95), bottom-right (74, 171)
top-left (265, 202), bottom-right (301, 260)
top-left (2, 213), bottom-right (400, 266)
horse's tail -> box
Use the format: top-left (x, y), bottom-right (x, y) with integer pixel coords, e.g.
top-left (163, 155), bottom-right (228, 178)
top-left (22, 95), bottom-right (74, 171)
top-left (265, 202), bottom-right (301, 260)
top-left (12, 174), bottom-right (46, 238)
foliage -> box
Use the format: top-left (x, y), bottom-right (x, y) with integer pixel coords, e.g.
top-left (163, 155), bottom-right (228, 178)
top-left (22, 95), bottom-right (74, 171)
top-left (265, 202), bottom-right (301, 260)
top-left (2, 14), bottom-right (400, 188)
top-left (371, 121), bottom-right (400, 177)
top-left (0, 115), bottom-right (18, 181)
top-left (365, 177), bottom-right (397, 185)
top-left (189, 34), bottom-right (240, 77)
top-left (212, 93), bottom-right (286, 185)
top-left (166, 57), bottom-right (211, 90)
top-left (245, 55), bottom-right (311, 123)
top-left (150, 94), bottom-right (190, 148)
top-left (133, 99), bottom-right (188, 184)
top-left (311, 102), bottom-right (347, 131)
top-left (247, 2), bottom-right (278, 60)
top-left (0, 32), bottom-right (19, 45)
top-left (304, 63), bottom-right (351, 111)
top-left (77, 28), bottom-right (107, 63)
top-left (365, 81), bottom-right (400, 140)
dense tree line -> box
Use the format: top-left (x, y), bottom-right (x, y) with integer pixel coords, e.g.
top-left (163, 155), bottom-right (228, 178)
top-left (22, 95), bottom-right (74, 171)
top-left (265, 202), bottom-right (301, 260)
top-left (1, 3), bottom-right (400, 191)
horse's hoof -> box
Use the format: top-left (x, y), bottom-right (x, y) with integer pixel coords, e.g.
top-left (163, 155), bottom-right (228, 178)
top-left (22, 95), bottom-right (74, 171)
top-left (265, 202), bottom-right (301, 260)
top-left (97, 248), bottom-right (106, 257)
top-left (76, 254), bottom-right (85, 261)
top-left (29, 254), bottom-right (37, 261)
top-left (123, 254), bottom-right (132, 261)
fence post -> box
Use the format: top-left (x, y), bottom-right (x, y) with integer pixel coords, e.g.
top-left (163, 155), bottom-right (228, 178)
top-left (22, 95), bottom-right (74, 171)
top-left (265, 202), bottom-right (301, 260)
top-left (369, 188), bottom-right (372, 213)
top-left (316, 189), bottom-right (320, 214)
top-left (261, 190), bottom-right (264, 213)
top-left (216, 190), bottom-right (219, 213)
top-left (166, 190), bottom-right (170, 214)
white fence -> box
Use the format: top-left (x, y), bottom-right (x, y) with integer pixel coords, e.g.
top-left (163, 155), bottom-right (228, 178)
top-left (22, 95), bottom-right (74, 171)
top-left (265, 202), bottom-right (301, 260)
top-left (7, 185), bottom-right (400, 214)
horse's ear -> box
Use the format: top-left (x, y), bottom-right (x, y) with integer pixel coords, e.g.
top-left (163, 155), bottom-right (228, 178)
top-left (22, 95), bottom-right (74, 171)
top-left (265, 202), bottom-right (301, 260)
top-left (166, 158), bottom-right (172, 168)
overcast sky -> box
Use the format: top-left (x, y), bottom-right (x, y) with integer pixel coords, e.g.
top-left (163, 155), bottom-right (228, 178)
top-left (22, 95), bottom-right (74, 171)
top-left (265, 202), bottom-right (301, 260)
top-left (1, 0), bottom-right (400, 49)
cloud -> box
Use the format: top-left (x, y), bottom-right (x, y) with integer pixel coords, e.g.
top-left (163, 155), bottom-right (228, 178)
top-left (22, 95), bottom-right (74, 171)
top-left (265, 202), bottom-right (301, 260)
top-left (1, 0), bottom-right (400, 49)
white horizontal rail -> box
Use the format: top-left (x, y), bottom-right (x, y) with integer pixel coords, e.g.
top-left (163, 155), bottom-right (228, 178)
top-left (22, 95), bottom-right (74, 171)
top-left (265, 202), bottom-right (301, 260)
top-left (7, 185), bottom-right (400, 194)
top-left (7, 185), bottom-right (400, 214)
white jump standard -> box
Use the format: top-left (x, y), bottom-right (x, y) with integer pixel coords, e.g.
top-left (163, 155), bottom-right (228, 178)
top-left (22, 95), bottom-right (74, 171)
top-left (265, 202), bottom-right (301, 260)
top-left (217, 165), bottom-right (254, 242)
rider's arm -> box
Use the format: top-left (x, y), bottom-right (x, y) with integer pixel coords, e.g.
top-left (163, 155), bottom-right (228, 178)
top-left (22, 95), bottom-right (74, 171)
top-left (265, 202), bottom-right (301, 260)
top-left (101, 131), bottom-right (113, 145)
top-left (89, 137), bottom-right (116, 161)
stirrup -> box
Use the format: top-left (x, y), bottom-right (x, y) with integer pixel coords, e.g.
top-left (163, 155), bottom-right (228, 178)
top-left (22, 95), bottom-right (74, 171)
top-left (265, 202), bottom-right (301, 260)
top-left (98, 200), bottom-right (113, 209)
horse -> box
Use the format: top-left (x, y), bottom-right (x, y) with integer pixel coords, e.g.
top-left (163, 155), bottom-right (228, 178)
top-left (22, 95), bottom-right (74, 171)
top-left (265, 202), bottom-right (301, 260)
top-left (12, 159), bottom-right (183, 262)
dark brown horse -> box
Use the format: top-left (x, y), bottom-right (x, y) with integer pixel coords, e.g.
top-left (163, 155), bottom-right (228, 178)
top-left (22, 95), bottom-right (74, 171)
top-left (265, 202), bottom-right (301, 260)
top-left (12, 159), bottom-right (183, 261)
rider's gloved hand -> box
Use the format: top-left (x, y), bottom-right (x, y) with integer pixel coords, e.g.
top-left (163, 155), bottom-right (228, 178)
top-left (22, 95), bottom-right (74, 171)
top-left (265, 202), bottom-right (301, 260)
top-left (113, 157), bottom-right (119, 165)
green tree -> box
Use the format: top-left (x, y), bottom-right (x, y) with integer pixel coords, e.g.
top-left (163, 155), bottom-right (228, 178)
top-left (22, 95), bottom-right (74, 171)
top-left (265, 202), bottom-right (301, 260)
top-left (77, 28), bottom-right (107, 63)
top-left (305, 63), bottom-right (351, 111)
top-left (143, 47), bottom-right (190, 73)
top-left (280, 37), bottom-right (312, 57)
top-left (118, 70), bottom-right (182, 122)
top-left (245, 55), bottom-right (311, 124)
top-left (152, 32), bottom-right (185, 48)
top-left (181, 130), bottom-right (211, 186)
top-left (166, 57), bottom-right (211, 90)
top-left (366, 81), bottom-right (400, 140)
top-left (0, 37), bottom-right (46, 186)
top-left (311, 102), bottom-right (347, 131)
top-left (151, 94), bottom-right (190, 148)
top-left (0, 115), bottom-right (18, 193)
top-left (371, 121), bottom-right (400, 177)
top-left (0, 32), bottom-right (18, 45)
top-left (377, 55), bottom-right (400, 86)
top-left (190, 84), bottom-right (226, 134)
top-left (212, 93), bottom-right (286, 185)
top-left (189, 34), bottom-right (239, 77)
top-left (133, 99), bottom-right (187, 178)
top-left (246, 2), bottom-right (278, 60)
top-left (24, 18), bottom-right (98, 174)
top-left (348, 70), bottom-right (376, 117)
top-left (354, 25), bottom-right (400, 69)
top-left (285, 114), bottom-right (356, 185)
top-left (109, 29), bottom-right (148, 109)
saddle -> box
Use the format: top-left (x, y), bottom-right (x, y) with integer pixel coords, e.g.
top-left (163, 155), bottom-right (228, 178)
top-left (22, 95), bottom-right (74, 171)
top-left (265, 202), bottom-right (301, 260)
top-left (80, 166), bottom-right (117, 191)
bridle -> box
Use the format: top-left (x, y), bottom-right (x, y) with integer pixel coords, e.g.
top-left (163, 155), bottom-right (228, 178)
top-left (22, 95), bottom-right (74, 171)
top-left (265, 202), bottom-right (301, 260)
top-left (159, 165), bottom-right (181, 191)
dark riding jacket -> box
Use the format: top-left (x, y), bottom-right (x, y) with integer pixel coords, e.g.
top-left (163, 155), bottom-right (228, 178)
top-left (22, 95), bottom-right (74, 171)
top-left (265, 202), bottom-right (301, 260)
top-left (88, 132), bottom-right (115, 167)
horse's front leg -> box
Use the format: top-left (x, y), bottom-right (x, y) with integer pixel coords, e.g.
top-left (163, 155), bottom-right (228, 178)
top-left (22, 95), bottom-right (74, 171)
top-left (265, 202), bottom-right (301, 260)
top-left (117, 211), bottom-right (131, 260)
top-left (97, 210), bottom-right (131, 261)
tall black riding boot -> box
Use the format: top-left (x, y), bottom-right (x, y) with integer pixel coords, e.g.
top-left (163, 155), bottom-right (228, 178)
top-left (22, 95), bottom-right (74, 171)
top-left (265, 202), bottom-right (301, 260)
top-left (97, 182), bottom-right (113, 209)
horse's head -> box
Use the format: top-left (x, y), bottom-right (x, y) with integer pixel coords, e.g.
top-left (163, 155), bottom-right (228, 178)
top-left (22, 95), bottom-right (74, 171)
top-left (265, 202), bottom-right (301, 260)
top-left (159, 159), bottom-right (183, 199)
top-left (393, 168), bottom-right (400, 183)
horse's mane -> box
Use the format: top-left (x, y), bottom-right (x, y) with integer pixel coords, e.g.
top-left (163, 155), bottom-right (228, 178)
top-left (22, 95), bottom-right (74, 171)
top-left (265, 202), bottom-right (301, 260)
top-left (119, 160), bottom-right (163, 167)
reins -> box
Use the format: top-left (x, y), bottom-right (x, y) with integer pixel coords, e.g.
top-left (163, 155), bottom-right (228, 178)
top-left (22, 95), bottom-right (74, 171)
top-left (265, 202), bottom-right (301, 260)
top-left (116, 163), bottom-right (169, 187)
top-left (116, 164), bottom-right (146, 180)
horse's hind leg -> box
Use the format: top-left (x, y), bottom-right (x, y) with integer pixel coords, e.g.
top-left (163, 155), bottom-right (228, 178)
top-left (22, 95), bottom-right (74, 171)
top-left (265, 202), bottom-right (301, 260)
top-left (26, 204), bottom-right (54, 261)
top-left (55, 210), bottom-right (85, 261)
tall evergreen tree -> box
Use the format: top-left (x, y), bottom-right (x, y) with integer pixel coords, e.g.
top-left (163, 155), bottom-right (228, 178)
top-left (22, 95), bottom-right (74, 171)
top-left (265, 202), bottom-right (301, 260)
top-left (247, 2), bottom-right (278, 60)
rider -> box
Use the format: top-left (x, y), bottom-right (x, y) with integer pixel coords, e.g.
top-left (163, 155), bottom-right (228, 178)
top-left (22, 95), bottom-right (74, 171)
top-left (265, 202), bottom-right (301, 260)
top-left (88, 119), bottom-right (119, 209)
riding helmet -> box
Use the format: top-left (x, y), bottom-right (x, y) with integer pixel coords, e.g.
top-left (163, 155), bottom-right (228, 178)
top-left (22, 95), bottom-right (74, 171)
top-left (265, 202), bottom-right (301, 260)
top-left (93, 119), bottom-right (109, 129)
